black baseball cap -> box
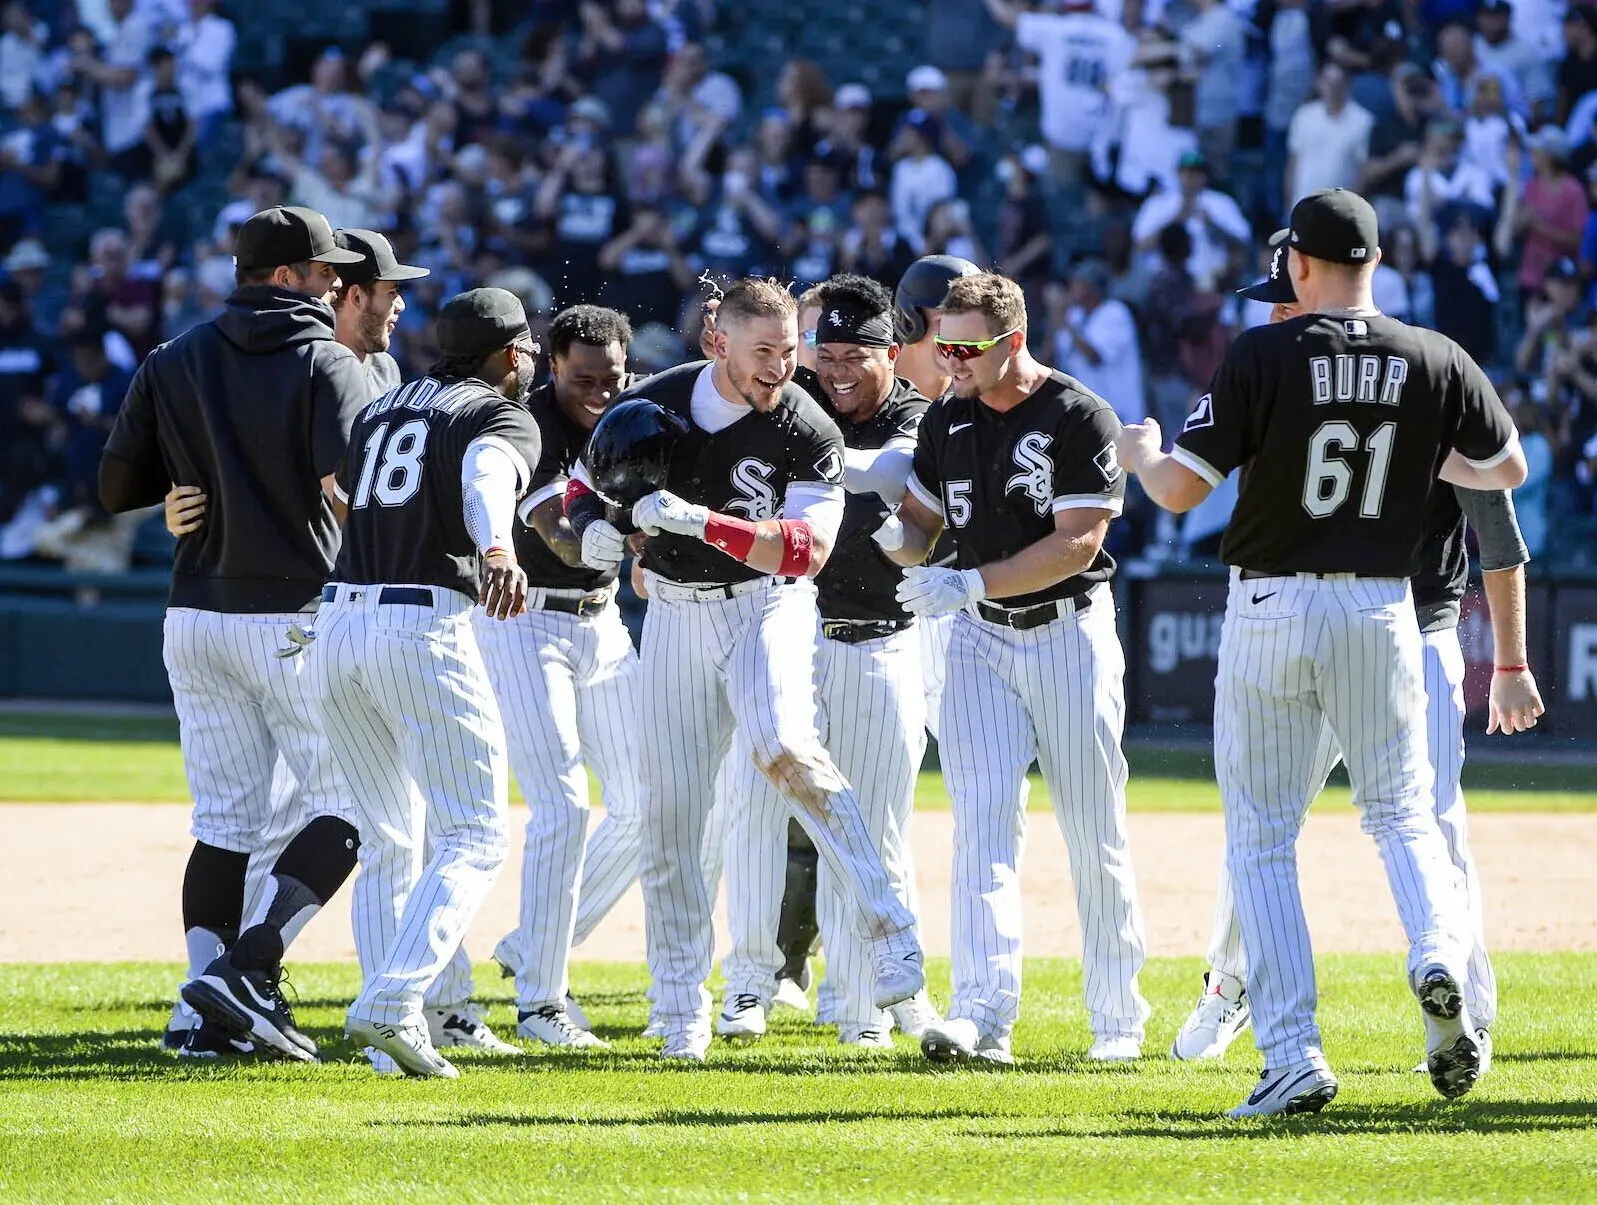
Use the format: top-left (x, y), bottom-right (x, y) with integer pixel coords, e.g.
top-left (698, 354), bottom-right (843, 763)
top-left (1287, 189), bottom-right (1379, 267)
top-left (1238, 229), bottom-right (1297, 303)
top-left (233, 206), bottom-right (364, 271)
top-left (334, 228), bottom-right (430, 286)
top-left (435, 287), bottom-right (532, 358)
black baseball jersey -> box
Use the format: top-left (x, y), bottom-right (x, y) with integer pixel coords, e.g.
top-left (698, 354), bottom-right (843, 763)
top-left (908, 371), bottom-right (1125, 608)
top-left (1174, 314), bottom-right (1517, 577)
top-left (516, 381), bottom-right (615, 592)
top-left (804, 373), bottom-right (929, 622)
top-left (611, 361), bottom-right (847, 586)
top-left (333, 376), bottom-right (542, 601)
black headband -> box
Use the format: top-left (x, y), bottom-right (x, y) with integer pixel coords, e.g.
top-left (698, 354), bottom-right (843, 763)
top-left (815, 304), bottom-right (896, 347)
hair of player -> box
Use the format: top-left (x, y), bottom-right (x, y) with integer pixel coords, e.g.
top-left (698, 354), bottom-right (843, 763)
top-left (548, 304), bottom-right (634, 360)
top-left (235, 260), bottom-right (314, 288)
top-left (941, 272), bottom-right (1027, 335)
top-left (428, 348), bottom-right (502, 384)
top-left (797, 284), bottom-right (826, 312)
top-left (813, 273), bottom-right (894, 321)
top-left (717, 277), bottom-right (798, 327)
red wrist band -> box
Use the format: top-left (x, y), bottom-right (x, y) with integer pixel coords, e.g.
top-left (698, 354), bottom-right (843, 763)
top-left (777, 519), bottom-right (814, 576)
top-left (563, 478), bottom-right (594, 513)
top-left (1494, 664), bottom-right (1528, 673)
top-left (705, 513), bottom-right (758, 561)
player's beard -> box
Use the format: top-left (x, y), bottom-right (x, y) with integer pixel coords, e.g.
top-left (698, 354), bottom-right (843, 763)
top-left (732, 363), bottom-right (786, 412)
top-left (358, 304), bottom-right (392, 355)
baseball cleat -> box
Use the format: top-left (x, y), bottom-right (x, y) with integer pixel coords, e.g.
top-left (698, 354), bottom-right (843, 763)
top-left (491, 934), bottom-right (519, 979)
top-left (659, 1021), bottom-right (711, 1062)
top-left (1417, 969), bottom-right (1481, 1099)
top-left (870, 933), bottom-right (926, 1009)
top-left (182, 954), bottom-right (317, 1062)
top-left (716, 993), bottom-right (767, 1043)
top-left (365, 1047), bottom-right (403, 1077)
top-left (426, 1005), bottom-right (521, 1055)
top-left (162, 1000), bottom-right (200, 1050)
top-left (1228, 1055), bottom-right (1339, 1118)
top-left (347, 1015), bottom-right (459, 1079)
top-left (890, 990), bottom-right (941, 1040)
top-left (921, 1017), bottom-right (980, 1064)
top-left (517, 1003), bottom-right (609, 1049)
top-left (642, 1016), bottom-right (666, 1039)
top-left (563, 993), bottom-right (591, 1032)
top-left (1413, 1029), bottom-right (1493, 1077)
top-left (1088, 1036), bottom-right (1142, 1063)
top-left (771, 976), bottom-right (812, 1015)
top-left (975, 1034), bottom-right (1015, 1066)
top-left (175, 1018), bottom-right (255, 1059)
top-left (1171, 972), bottom-right (1251, 1061)
top-left (839, 1025), bottom-right (895, 1050)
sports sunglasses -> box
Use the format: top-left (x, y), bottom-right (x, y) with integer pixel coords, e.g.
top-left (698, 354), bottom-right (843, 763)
top-left (802, 328), bottom-right (819, 348)
top-left (933, 325), bottom-right (1022, 361)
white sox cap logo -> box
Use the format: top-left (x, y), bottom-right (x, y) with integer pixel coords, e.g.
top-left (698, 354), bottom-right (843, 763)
top-left (829, 309), bottom-right (844, 326)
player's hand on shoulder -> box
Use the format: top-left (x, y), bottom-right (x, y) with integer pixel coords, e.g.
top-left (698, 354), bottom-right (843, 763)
top-left (632, 489), bottom-right (709, 539)
top-left (164, 484), bottom-right (207, 537)
top-left (1114, 418), bottom-right (1162, 473)
top-left (580, 518), bottom-right (627, 571)
top-left (480, 548), bottom-right (529, 621)
top-left (896, 565), bottom-right (986, 616)
top-left (1487, 666), bottom-right (1544, 735)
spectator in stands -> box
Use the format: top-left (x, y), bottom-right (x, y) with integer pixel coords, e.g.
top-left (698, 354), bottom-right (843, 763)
top-left (598, 203), bottom-right (695, 326)
top-left (122, 184), bottom-right (178, 283)
top-left (994, 146), bottom-right (1054, 315)
top-left (1459, 73), bottom-right (1522, 192)
top-left (1404, 118), bottom-right (1496, 227)
top-left (686, 146), bottom-right (784, 281)
top-left (269, 49), bottom-right (368, 165)
top-left (1286, 62), bottom-right (1373, 209)
top-left (815, 84), bottom-right (880, 194)
top-left (577, 0), bottom-right (671, 140)
top-left (922, 198), bottom-right (986, 266)
top-left (1476, 0), bottom-right (1554, 121)
top-left (48, 79), bottom-right (96, 204)
top-left (1419, 206), bottom-right (1497, 364)
top-left (657, 41), bottom-right (742, 154)
top-left (0, 1), bottom-right (47, 110)
top-left (0, 90), bottom-right (60, 250)
top-left (1131, 152), bottom-right (1249, 290)
top-left (1558, 6), bottom-right (1597, 125)
top-left (1052, 258), bottom-right (1143, 424)
top-left (75, 0), bottom-right (152, 172)
top-left (380, 99), bottom-right (456, 197)
top-left (1095, 36), bottom-right (1198, 199)
top-left (904, 65), bottom-right (976, 173)
top-left (2, 237), bottom-right (60, 332)
top-left (751, 110), bottom-right (798, 205)
top-left (124, 46), bottom-right (195, 192)
top-left (441, 49), bottom-right (497, 148)
top-left (774, 59), bottom-right (832, 162)
top-left (536, 141), bottom-right (625, 305)
top-left (54, 332), bottom-right (129, 512)
top-left (1178, 0), bottom-right (1247, 180)
top-left (74, 228), bottom-right (159, 363)
top-left (838, 190), bottom-right (915, 287)
top-left (0, 279), bottom-right (57, 525)
top-left (1360, 65), bottom-right (1442, 233)
top-left (1515, 256), bottom-right (1587, 377)
top-left (787, 153), bottom-right (854, 284)
top-left (175, 0), bottom-right (235, 142)
top-left (273, 117), bottom-right (387, 232)
top-left (1511, 389), bottom-right (1553, 557)
top-left (1499, 129), bottom-right (1589, 306)
top-left (1140, 221), bottom-right (1199, 439)
top-left (889, 110), bottom-right (957, 255)
top-left (926, 0), bottom-right (1005, 123)
top-left (1434, 20), bottom-right (1525, 118)
top-left (1261, 0), bottom-right (1316, 216)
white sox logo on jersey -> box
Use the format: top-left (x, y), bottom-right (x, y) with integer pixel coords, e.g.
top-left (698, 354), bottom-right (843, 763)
top-left (726, 457), bottom-right (779, 519)
top-left (1005, 432), bottom-right (1055, 516)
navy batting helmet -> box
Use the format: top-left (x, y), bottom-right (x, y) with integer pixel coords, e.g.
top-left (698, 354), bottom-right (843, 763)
top-left (893, 254), bottom-right (981, 345)
top-left (583, 398), bottom-right (690, 508)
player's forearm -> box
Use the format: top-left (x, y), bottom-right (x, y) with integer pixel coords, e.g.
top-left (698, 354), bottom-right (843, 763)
top-left (1132, 452), bottom-right (1212, 513)
top-left (978, 526), bottom-right (1104, 600)
top-left (886, 508), bottom-right (939, 566)
top-left (1482, 564), bottom-right (1529, 666)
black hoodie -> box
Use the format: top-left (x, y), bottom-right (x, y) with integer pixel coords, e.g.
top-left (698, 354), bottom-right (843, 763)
top-left (100, 284), bottom-right (370, 613)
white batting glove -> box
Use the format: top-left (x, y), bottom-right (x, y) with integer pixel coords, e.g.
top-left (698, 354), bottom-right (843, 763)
top-left (580, 519), bottom-right (626, 571)
top-left (871, 514), bottom-right (906, 552)
top-left (633, 489), bottom-right (709, 539)
top-left (896, 566), bottom-right (986, 616)
top-left (1115, 418), bottom-right (1163, 474)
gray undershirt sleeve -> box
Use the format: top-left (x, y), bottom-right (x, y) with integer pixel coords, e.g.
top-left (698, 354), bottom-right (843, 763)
top-left (1455, 487), bottom-right (1529, 572)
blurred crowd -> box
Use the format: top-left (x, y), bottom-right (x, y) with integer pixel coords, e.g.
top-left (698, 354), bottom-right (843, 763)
top-left (0, 0), bottom-right (1590, 571)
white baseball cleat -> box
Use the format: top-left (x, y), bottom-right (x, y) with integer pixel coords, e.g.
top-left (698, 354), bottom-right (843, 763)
top-left (716, 993), bottom-right (767, 1043)
top-left (660, 1020), bottom-right (711, 1062)
top-left (1088, 1036), bottom-right (1142, 1063)
top-left (1171, 972), bottom-right (1251, 1061)
top-left (975, 1034), bottom-right (1015, 1066)
top-left (563, 993), bottom-right (591, 1032)
top-left (642, 1015), bottom-right (666, 1039)
top-left (870, 933), bottom-right (926, 1009)
top-left (920, 1017), bottom-right (980, 1064)
top-left (1228, 1055), bottom-right (1338, 1118)
top-left (1417, 968), bottom-right (1482, 1099)
top-left (771, 977), bottom-right (812, 1015)
top-left (890, 991), bottom-right (941, 1040)
top-left (365, 1047), bottom-right (402, 1076)
top-left (347, 1015), bottom-right (459, 1079)
top-left (839, 1025), bottom-right (895, 1050)
top-left (517, 1003), bottom-right (609, 1049)
top-left (426, 1005), bottom-right (521, 1055)
top-left (491, 933), bottom-right (519, 979)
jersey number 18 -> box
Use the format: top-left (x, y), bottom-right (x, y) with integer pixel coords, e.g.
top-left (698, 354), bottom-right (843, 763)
top-left (352, 418), bottom-right (429, 509)
top-left (1302, 420), bottom-right (1395, 520)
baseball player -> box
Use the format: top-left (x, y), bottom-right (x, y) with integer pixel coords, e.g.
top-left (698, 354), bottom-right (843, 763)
top-left (161, 232), bottom-right (516, 1059)
top-left (99, 206), bottom-right (369, 1062)
top-left (566, 277), bottom-right (924, 1061)
top-left (886, 271), bottom-right (1150, 1066)
top-left (718, 275), bottom-right (939, 1047)
top-left (473, 303), bottom-right (643, 1049)
top-left (1119, 189), bottom-right (1527, 1116)
top-left (1170, 233), bottom-right (1545, 1077)
top-left (319, 287), bottom-right (542, 1078)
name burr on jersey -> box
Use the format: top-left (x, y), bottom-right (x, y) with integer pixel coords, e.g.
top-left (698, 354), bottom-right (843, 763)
top-left (515, 381), bottom-right (617, 592)
top-left (1172, 314), bottom-right (1517, 578)
top-left (907, 371), bottom-right (1124, 608)
top-left (334, 376), bottom-right (542, 599)
top-left (611, 361), bottom-right (847, 585)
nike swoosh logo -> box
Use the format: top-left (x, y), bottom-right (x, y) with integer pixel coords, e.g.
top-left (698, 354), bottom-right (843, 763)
top-left (949, 423), bottom-right (972, 434)
top-left (1250, 591), bottom-right (1278, 605)
top-left (1249, 1067), bottom-right (1317, 1105)
top-left (239, 977), bottom-right (278, 1014)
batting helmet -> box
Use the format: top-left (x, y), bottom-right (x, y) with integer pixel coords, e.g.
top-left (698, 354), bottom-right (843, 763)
top-left (893, 254), bottom-right (981, 345)
top-left (583, 398), bottom-right (690, 508)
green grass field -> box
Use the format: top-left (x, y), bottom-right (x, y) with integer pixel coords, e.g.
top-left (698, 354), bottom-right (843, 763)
top-left (3, 956), bottom-right (1595, 1203)
top-left (4, 712), bottom-right (1595, 812)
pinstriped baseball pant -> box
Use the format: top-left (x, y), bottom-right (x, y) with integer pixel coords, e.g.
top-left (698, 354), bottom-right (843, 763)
top-left (313, 585), bottom-right (510, 1027)
top-left (939, 586), bottom-right (1150, 1043)
top-left (1206, 622), bottom-right (1496, 1027)
top-left (1215, 570), bottom-right (1473, 1069)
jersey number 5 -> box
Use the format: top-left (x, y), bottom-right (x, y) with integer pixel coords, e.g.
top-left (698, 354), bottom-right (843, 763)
top-left (945, 480), bottom-right (973, 527)
top-left (1302, 420), bottom-right (1396, 520)
top-left (352, 418), bottom-right (429, 509)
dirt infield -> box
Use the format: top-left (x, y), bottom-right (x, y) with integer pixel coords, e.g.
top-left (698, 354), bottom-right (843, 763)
top-left (5, 803), bottom-right (1593, 964)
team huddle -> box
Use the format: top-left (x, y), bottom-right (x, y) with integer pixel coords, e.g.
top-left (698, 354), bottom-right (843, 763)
top-left (99, 188), bottom-right (1543, 1117)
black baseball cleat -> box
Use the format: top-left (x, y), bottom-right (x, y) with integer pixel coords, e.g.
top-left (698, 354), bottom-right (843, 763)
top-left (174, 1018), bottom-right (256, 1060)
top-left (182, 954), bottom-right (318, 1062)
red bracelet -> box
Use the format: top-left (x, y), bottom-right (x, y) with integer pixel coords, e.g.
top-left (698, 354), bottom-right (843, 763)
top-left (1494, 664), bottom-right (1528, 673)
top-left (482, 546), bottom-right (511, 560)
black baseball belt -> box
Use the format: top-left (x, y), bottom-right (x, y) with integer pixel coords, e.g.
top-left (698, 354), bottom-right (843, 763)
top-left (974, 592), bottom-right (1092, 631)
top-left (821, 617), bottom-right (913, 644)
top-left (1238, 569), bottom-right (1356, 581)
top-left (322, 584), bottom-right (433, 606)
top-left (532, 591), bottom-right (612, 617)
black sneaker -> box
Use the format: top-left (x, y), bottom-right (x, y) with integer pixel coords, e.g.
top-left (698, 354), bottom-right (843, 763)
top-left (175, 1019), bottom-right (256, 1059)
top-left (182, 954), bottom-right (318, 1062)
